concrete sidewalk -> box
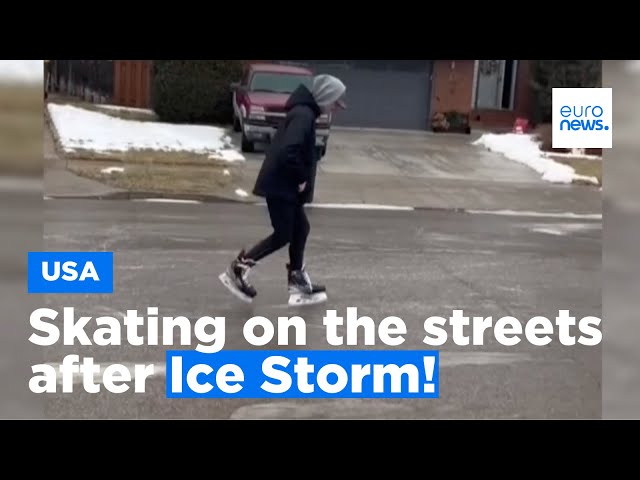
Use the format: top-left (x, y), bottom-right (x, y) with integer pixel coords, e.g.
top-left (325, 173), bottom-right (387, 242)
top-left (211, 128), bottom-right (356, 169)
top-left (44, 120), bottom-right (125, 198)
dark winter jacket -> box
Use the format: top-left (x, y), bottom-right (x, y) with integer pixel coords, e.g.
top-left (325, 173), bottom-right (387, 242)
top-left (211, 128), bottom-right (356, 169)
top-left (252, 84), bottom-right (322, 204)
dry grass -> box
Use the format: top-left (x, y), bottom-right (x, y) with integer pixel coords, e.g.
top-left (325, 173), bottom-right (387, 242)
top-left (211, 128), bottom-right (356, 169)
top-left (0, 86), bottom-right (43, 175)
top-left (62, 148), bottom-right (234, 167)
top-left (80, 103), bottom-right (159, 122)
top-left (66, 159), bottom-right (246, 198)
top-left (549, 155), bottom-right (602, 186)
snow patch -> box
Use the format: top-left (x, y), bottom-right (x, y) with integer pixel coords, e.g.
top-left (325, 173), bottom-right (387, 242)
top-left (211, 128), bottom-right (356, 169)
top-left (541, 150), bottom-right (601, 161)
top-left (467, 209), bottom-right (602, 220)
top-left (472, 133), bottom-right (599, 185)
top-left (209, 150), bottom-right (245, 162)
top-left (0, 60), bottom-right (43, 85)
top-left (101, 166), bottom-right (124, 174)
top-left (235, 188), bottom-right (249, 198)
top-left (47, 103), bottom-right (245, 163)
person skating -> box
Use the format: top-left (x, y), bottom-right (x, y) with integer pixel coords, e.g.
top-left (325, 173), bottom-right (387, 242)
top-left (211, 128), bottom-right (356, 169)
top-left (220, 74), bottom-right (347, 303)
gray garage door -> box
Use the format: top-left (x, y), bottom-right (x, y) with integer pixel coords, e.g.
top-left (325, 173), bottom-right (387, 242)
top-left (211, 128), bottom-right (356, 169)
top-left (273, 60), bottom-right (433, 130)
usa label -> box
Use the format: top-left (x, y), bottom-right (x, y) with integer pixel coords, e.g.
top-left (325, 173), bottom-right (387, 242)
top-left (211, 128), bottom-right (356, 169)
top-left (552, 87), bottom-right (612, 149)
top-left (27, 252), bottom-right (114, 294)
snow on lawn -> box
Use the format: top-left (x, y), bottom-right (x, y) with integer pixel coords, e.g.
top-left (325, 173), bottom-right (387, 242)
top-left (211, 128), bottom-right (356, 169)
top-left (47, 103), bottom-right (245, 162)
top-left (0, 60), bottom-right (42, 84)
top-left (472, 133), bottom-right (598, 185)
top-left (101, 166), bottom-right (125, 174)
top-left (541, 150), bottom-right (601, 161)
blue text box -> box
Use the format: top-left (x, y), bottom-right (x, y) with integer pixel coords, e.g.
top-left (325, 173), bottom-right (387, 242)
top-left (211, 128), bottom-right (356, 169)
top-left (166, 350), bottom-right (439, 399)
top-left (28, 251), bottom-right (114, 294)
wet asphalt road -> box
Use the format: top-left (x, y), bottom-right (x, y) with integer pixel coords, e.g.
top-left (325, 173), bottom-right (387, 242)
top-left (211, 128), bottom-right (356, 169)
top-left (0, 181), bottom-right (46, 419)
top-left (36, 199), bottom-right (601, 419)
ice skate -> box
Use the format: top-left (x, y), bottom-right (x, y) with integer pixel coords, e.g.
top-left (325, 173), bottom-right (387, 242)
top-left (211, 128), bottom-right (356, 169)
top-left (287, 263), bottom-right (327, 306)
top-left (219, 250), bottom-right (257, 303)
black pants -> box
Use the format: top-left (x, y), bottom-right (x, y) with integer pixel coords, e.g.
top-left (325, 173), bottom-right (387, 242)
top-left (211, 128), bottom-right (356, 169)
top-left (244, 197), bottom-right (310, 270)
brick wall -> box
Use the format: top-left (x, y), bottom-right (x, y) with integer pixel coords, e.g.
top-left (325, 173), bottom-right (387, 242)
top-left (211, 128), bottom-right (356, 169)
top-left (431, 60), bottom-right (535, 131)
top-left (472, 60), bottom-right (533, 129)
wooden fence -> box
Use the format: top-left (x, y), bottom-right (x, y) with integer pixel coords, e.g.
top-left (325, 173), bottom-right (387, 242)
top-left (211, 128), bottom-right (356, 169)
top-left (113, 60), bottom-right (153, 109)
top-left (50, 60), bottom-right (114, 102)
top-left (48, 60), bottom-right (153, 109)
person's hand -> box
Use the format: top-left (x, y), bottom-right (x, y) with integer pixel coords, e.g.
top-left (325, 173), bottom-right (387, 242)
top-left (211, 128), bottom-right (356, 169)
top-left (298, 181), bottom-right (307, 192)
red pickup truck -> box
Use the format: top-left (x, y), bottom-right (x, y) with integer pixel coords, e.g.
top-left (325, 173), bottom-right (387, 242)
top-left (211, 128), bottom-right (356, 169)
top-left (231, 62), bottom-right (331, 155)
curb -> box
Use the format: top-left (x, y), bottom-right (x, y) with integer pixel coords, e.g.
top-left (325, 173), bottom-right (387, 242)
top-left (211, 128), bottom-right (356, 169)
top-left (413, 206), bottom-right (467, 213)
top-left (43, 192), bottom-right (602, 219)
top-left (45, 190), bottom-right (253, 204)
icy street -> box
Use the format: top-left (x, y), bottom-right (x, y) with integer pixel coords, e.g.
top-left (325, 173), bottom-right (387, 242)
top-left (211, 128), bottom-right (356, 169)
top-left (38, 198), bottom-right (601, 419)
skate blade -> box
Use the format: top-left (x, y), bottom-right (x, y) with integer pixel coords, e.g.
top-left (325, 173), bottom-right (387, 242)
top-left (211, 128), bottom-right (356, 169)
top-left (219, 272), bottom-right (253, 304)
top-left (288, 291), bottom-right (328, 306)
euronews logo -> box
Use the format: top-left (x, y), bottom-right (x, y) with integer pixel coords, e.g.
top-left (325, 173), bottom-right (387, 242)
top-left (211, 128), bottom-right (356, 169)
top-left (559, 105), bottom-right (609, 132)
top-left (552, 87), bottom-right (612, 149)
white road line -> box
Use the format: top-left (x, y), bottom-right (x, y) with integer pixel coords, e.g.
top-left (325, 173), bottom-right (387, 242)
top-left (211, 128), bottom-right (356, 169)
top-left (255, 201), bottom-right (414, 211)
top-left (132, 198), bottom-right (202, 204)
top-left (529, 223), bottom-right (602, 236)
top-left (151, 214), bottom-right (200, 221)
top-left (531, 228), bottom-right (566, 236)
top-left (167, 237), bottom-right (206, 243)
top-left (467, 209), bottom-right (602, 220)
top-left (308, 203), bottom-right (414, 211)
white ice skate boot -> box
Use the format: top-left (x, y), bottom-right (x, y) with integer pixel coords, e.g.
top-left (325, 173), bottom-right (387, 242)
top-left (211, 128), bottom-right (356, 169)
top-left (219, 250), bottom-right (257, 303)
top-left (287, 263), bottom-right (327, 306)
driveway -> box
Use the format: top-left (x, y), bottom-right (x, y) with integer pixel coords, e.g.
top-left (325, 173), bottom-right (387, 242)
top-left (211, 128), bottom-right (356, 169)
top-left (236, 128), bottom-right (540, 182)
top-left (231, 128), bottom-right (601, 214)
top-left (319, 128), bottom-right (546, 183)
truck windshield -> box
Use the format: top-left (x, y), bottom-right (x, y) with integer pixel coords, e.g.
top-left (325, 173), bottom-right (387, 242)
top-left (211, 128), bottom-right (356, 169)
top-left (249, 72), bottom-right (312, 94)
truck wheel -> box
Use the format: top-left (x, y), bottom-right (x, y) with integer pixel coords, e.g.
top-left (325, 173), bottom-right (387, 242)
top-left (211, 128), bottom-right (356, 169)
top-left (241, 132), bottom-right (254, 153)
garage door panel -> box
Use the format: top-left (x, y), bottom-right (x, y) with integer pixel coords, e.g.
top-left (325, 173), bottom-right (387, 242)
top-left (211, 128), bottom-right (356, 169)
top-left (273, 60), bottom-right (432, 130)
top-left (315, 66), bottom-right (430, 129)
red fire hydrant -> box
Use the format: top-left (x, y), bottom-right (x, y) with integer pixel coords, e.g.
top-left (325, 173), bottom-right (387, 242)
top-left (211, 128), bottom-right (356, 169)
top-left (513, 117), bottom-right (530, 134)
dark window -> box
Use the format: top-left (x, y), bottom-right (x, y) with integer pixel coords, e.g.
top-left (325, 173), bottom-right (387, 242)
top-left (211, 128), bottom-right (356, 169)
top-left (249, 72), bottom-right (312, 94)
